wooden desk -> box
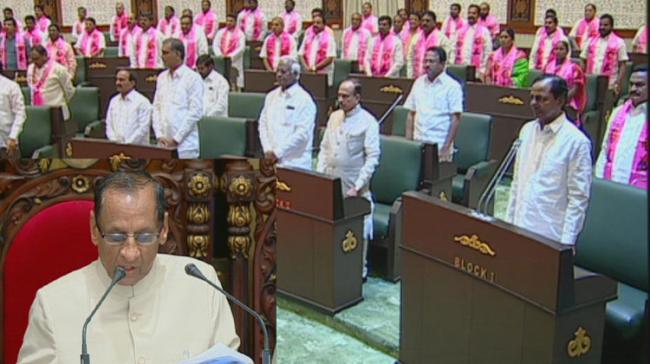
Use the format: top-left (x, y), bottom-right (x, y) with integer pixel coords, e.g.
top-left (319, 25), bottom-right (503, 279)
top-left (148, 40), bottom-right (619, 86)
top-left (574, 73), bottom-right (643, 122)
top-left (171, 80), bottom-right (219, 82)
top-left (628, 52), bottom-right (648, 66)
top-left (247, 41), bottom-right (265, 70)
top-left (65, 137), bottom-right (178, 159)
top-left (353, 75), bottom-right (414, 134)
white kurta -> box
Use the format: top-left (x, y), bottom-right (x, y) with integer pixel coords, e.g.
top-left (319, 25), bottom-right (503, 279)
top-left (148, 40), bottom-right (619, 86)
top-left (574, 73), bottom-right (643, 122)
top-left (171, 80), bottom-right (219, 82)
top-left (71, 20), bottom-right (86, 43)
top-left (506, 114), bottom-right (592, 245)
top-left (297, 30), bottom-right (337, 86)
top-left (152, 65), bottom-right (204, 158)
top-left (529, 28), bottom-right (567, 71)
top-left (26, 61), bottom-right (76, 120)
top-left (258, 83), bottom-right (316, 170)
top-left (0, 74), bottom-right (26, 148)
top-left (363, 34), bottom-right (404, 78)
top-left (106, 89), bottom-right (152, 146)
top-left (595, 102), bottom-right (647, 184)
top-left (119, 27), bottom-right (142, 65)
top-left (18, 254), bottom-right (239, 364)
top-left (213, 28), bottom-right (246, 88)
top-left (259, 33), bottom-right (298, 71)
top-left (134, 28), bottom-right (164, 69)
top-left (342, 27), bottom-right (372, 66)
top-left (75, 30), bottom-right (107, 57)
top-left (455, 24), bottom-right (492, 78)
top-left (203, 70), bottom-right (230, 118)
top-left (580, 34), bottom-right (628, 88)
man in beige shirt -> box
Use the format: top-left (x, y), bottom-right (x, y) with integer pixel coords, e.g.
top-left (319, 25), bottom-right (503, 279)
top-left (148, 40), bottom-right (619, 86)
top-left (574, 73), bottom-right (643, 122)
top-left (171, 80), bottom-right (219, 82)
top-left (18, 171), bottom-right (239, 364)
top-left (26, 45), bottom-right (75, 120)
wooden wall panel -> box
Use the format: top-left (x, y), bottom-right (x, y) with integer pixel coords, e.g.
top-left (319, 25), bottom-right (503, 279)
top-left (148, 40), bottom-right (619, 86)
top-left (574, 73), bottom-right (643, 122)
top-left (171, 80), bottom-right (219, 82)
top-left (323, 0), bottom-right (343, 29)
top-left (34, 0), bottom-right (61, 27)
top-left (131, 0), bottom-right (157, 19)
top-left (405, 0), bottom-right (429, 14)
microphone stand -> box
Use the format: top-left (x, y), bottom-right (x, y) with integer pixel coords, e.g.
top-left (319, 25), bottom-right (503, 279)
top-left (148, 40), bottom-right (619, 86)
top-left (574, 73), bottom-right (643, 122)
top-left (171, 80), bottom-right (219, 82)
top-left (185, 263), bottom-right (271, 364)
top-left (378, 94), bottom-right (404, 125)
top-left (80, 267), bottom-right (126, 364)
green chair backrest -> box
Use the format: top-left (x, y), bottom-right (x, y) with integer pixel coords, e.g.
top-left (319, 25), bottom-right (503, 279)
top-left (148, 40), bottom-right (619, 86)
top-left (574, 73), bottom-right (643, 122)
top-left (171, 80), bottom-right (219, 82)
top-left (584, 74), bottom-right (601, 112)
top-left (528, 69), bottom-right (543, 87)
top-left (19, 106), bottom-right (52, 158)
top-left (69, 87), bottom-right (100, 132)
top-left (390, 106), bottom-right (409, 137)
top-left (576, 178), bottom-right (648, 292)
top-left (618, 61), bottom-right (634, 101)
top-left (21, 87), bottom-right (31, 105)
top-left (446, 64), bottom-right (471, 83)
top-left (455, 113), bottom-right (493, 172)
top-left (333, 59), bottom-right (353, 90)
top-left (104, 47), bottom-right (119, 57)
top-left (244, 46), bottom-right (251, 69)
top-left (371, 135), bottom-right (423, 204)
top-left (75, 56), bottom-right (86, 85)
top-left (228, 92), bottom-right (266, 120)
top-left (214, 56), bottom-right (228, 78)
top-left (198, 116), bottom-right (247, 158)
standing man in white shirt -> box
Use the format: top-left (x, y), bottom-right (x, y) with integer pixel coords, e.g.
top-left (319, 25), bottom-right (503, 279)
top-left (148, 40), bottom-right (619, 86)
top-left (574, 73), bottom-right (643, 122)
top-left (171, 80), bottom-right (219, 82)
top-left (27, 45), bottom-right (75, 120)
top-left (342, 13), bottom-right (372, 74)
top-left (259, 56), bottom-right (316, 169)
top-left (506, 75), bottom-right (592, 246)
top-left (157, 5), bottom-right (181, 40)
top-left (105, 69), bottom-right (152, 146)
top-left (260, 17), bottom-right (297, 72)
top-left (179, 15), bottom-right (209, 69)
top-left (0, 62), bottom-right (26, 158)
top-left (196, 55), bottom-right (229, 118)
top-left (152, 39), bottom-right (204, 158)
top-left (213, 14), bottom-right (247, 89)
top-left (364, 15), bottom-right (404, 78)
top-left (134, 13), bottom-right (164, 69)
top-left (118, 13), bottom-right (141, 66)
top-left (404, 47), bottom-right (463, 162)
top-left (109, 1), bottom-right (129, 44)
top-left (298, 15), bottom-right (336, 86)
top-left (317, 78), bottom-right (380, 279)
top-left (71, 7), bottom-right (87, 44)
top-left (281, 0), bottom-right (303, 40)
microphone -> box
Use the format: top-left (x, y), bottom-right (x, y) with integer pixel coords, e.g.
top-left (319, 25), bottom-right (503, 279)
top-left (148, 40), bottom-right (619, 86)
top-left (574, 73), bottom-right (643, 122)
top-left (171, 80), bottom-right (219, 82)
top-left (378, 94), bottom-right (404, 125)
top-left (80, 267), bottom-right (126, 364)
top-left (185, 263), bottom-right (271, 364)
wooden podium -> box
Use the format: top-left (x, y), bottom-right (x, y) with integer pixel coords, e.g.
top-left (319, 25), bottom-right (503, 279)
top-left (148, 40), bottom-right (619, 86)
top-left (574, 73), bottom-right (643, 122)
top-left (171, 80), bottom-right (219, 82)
top-left (65, 138), bottom-right (178, 159)
top-left (399, 191), bottom-right (617, 364)
top-left (354, 75), bottom-right (414, 134)
top-left (85, 57), bottom-right (130, 116)
top-left (276, 167), bottom-right (370, 314)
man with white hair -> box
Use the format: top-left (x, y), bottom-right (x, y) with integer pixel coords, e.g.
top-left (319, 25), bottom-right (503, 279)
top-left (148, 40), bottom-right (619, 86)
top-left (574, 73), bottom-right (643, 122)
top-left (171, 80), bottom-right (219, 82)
top-left (110, 2), bottom-right (129, 43)
top-left (258, 56), bottom-right (316, 170)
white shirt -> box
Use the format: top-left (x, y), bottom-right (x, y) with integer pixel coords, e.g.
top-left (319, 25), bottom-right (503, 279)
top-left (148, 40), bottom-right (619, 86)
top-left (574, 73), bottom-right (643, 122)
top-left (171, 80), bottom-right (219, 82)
top-left (106, 89), bottom-right (152, 145)
top-left (595, 102), bottom-right (647, 184)
top-left (529, 28), bottom-right (567, 70)
top-left (403, 72), bottom-right (463, 146)
top-left (180, 27), bottom-right (209, 67)
top-left (134, 28), bottom-right (164, 69)
top-left (506, 114), bottom-right (592, 245)
top-left (342, 27), bottom-right (372, 65)
top-left (153, 65), bottom-right (204, 158)
top-left (71, 20), bottom-right (86, 43)
top-left (298, 30), bottom-right (337, 86)
top-left (580, 34), bottom-right (628, 87)
top-left (26, 61), bottom-right (76, 120)
top-left (203, 70), bottom-right (230, 118)
top-left (0, 74), bottom-right (26, 148)
top-left (258, 83), bottom-right (316, 170)
top-left (213, 28), bottom-right (246, 88)
top-left (364, 33), bottom-right (404, 78)
top-left (455, 23), bottom-right (492, 78)
top-left (18, 255), bottom-right (239, 364)
top-left (237, 8), bottom-right (267, 42)
top-left (119, 27), bottom-right (142, 64)
top-left (259, 33), bottom-right (298, 71)
top-left (75, 30), bottom-right (107, 57)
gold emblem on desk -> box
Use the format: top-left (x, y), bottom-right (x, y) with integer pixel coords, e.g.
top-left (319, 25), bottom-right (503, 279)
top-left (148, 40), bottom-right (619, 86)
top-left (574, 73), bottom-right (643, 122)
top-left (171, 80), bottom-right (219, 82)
top-left (108, 153), bottom-right (132, 171)
top-left (341, 230), bottom-right (358, 253)
top-left (439, 191), bottom-right (448, 201)
top-left (65, 142), bottom-right (73, 157)
top-left (380, 85), bottom-right (403, 94)
top-left (567, 326), bottom-right (591, 358)
top-left (15, 75), bottom-right (27, 83)
top-left (276, 180), bottom-right (292, 192)
top-left (498, 95), bottom-right (524, 105)
top-left (145, 75), bottom-right (158, 82)
top-left (88, 62), bottom-right (107, 69)
top-left (453, 234), bottom-right (496, 256)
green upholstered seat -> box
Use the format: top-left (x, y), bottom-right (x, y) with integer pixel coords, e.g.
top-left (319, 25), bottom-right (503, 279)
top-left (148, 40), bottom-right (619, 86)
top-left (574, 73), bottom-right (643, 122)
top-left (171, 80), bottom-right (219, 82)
top-left (21, 87), bottom-right (31, 105)
top-left (198, 116), bottom-right (248, 158)
top-left (104, 47), bottom-right (119, 57)
top-left (19, 106), bottom-right (53, 158)
top-left (390, 106), bottom-right (409, 137)
top-left (528, 69), bottom-right (543, 87)
top-left (244, 46), bottom-right (251, 69)
top-left (333, 59), bottom-right (353, 90)
top-left (372, 203), bottom-right (392, 239)
top-left (74, 56), bottom-right (86, 85)
top-left (214, 56), bottom-right (228, 79)
top-left (576, 178), bottom-right (648, 345)
top-left (582, 74), bottom-right (607, 154)
top-left (446, 64), bottom-right (473, 83)
top-left (228, 92), bottom-right (265, 120)
top-left (69, 87), bottom-right (101, 133)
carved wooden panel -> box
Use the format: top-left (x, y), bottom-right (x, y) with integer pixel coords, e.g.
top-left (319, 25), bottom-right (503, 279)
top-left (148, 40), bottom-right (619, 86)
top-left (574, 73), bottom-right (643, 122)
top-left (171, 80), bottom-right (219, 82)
top-left (323, 0), bottom-right (343, 28)
top-left (405, 0), bottom-right (429, 14)
top-left (227, 0), bottom-right (246, 16)
top-left (34, 0), bottom-right (60, 26)
top-left (131, 0), bottom-right (157, 19)
top-left (509, 0), bottom-right (535, 24)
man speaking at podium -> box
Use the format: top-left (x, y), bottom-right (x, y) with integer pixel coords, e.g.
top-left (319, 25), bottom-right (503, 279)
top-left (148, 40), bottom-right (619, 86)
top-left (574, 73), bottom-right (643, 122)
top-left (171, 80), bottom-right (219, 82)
top-left (18, 171), bottom-right (239, 363)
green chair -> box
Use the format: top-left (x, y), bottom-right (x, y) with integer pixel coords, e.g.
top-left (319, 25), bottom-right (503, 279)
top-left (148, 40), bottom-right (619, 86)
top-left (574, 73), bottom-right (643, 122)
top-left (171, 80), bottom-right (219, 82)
top-left (370, 135), bottom-right (427, 281)
top-left (576, 178), bottom-right (648, 363)
top-left (333, 59), bottom-right (353, 90)
top-left (18, 106), bottom-right (55, 158)
top-left (21, 87), bottom-right (31, 105)
top-left (446, 64), bottom-right (476, 83)
top-left (243, 46), bottom-right (251, 69)
top-left (69, 87), bottom-right (102, 134)
top-left (390, 105), bottom-right (410, 137)
top-left (198, 116), bottom-right (248, 158)
top-left (74, 56), bottom-right (87, 86)
top-left (228, 92), bottom-right (266, 120)
top-left (616, 61), bottom-right (634, 106)
top-left (451, 113), bottom-right (497, 209)
top-left (103, 46), bottom-right (119, 58)
top-left (214, 56), bottom-right (229, 79)
top-left (528, 69), bottom-right (543, 87)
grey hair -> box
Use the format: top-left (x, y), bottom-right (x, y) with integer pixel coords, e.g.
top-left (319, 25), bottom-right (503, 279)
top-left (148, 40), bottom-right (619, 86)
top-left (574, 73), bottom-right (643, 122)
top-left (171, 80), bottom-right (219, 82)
top-left (163, 38), bottom-right (185, 60)
top-left (279, 56), bottom-right (301, 79)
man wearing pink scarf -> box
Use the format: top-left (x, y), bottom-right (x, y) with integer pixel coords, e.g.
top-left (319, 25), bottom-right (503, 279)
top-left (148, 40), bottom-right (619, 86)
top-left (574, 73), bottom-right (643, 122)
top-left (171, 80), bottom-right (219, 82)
top-left (23, 16), bottom-right (45, 48)
top-left (633, 25), bottom-right (647, 54)
top-left (580, 14), bottom-right (628, 93)
top-left (119, 14), bottom-right (142, 65)
top-left (364, 16), bottom-right (404, 78)
top-left (298, 15), bottom-right (336, 86)
top-left (27, 45), bottom-right (75, 120)
top-left (569, 3), bottom-right (599, 51)
top-left (441, 3), bottom-right (466, 40)
top-left (3, 8), bottom-right (23, 32)
top-left (409, 11), bottom-right (454, 79)
top-left (342, 13), bottom-right (372, 73)
top-left (71, 7), bottom-right (87, 43)
top-left (454, 5), bottom-right (491, 80)
top-left (281, 0), bottom-right (303, 40)
top-left (529, 15), bottom-right (567, 71)
top-left (238, 0), bottom-right (266, 42)
top-left (179, 15), bottom-right (208, 69)
top-left (195, 0), bottom-right (219, 43)
top-left (260, 17), bottom-right (297, 72)
top-left (157, 6), bottom-right (181, 40)
top-left (75, 18), bottom-right (106, 58)
top-left (0, 18), bottom-right (28, 70)
top-left (595, 65), bottom-right (648, 189)
top-left (33, 5), bottom-right (50, 35)
top-left (213, 14), bottom-right (246, 88)
top-left (46, 24), bottom-right (76, 76)
top-left (134, 14), bottom-right (163, 69)
top-left (109, 2), bottom-right (129, 43)
top-left (478, 2), bottom-right (499, 40)
top-left (361, 2), bottom-right (378, 35)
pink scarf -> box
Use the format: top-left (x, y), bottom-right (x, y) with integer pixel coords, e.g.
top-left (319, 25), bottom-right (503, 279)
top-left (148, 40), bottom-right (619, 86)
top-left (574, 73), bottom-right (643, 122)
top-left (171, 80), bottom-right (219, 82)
top-left (361, 15), bottom-right (378, 34)
top-left (24, 29), bottom-right (44, 48)
top-left (575, 18), bottom-right (599, 49)
top-left (456, 25), bottom-right (487, 67)
top-left (534, 28), bottom-right (564, 70)
top-left (47, 37), bottom-right (70, 68)
top-left (120, 26), bottom-right (142, 56)
top-left (0, 32), bottom-right (29, 69)
top-left (80, 29), bottom-right (103, 57)
top-left (181, 28), bottom-right (199, 68)
top-left (478, 14), bottom-right (499, 36)
top-left (544, 58), bottom-right (586, 114)
top-left (241, 8), bottom-right (265, 41)
top-left (159, 16), bottom-right (180, 37)
top-left (266, 32), bottom-right (292, 70)
top-left (636, 26), bottom-right (647, 53)
top-left (36, 16), bottom-right (50, 33)
top-left (196, 10), bottom-right (217, 39)
top-left (220, 27), bottom-right (242, 56)
top-left (343, 27), bottom-right (370, 64)
top-left (414, 29), bottom-right (441, 77)
top-left (136, 28), bottom-right (159, 68)
top-left (282, 11), bottom-right (300, 35)
top-left (74, 20), bottom-right (85, 36)
top-left (489, 46), bottom-right (525, 87)
top-left (112, 13), bottom-right (129, 41)
top-left (442, 16), bottom-right (466, 39)
top-left (603, 100), bottom-right (648, 188)
top-left (586, 34), bottom-right (621, 77)
top-left (31, 60), bottom-right (55, 105)
top-left (303, 28), bottom-right (332, 70)
top-left (370, 33), bottom-right (398, 76)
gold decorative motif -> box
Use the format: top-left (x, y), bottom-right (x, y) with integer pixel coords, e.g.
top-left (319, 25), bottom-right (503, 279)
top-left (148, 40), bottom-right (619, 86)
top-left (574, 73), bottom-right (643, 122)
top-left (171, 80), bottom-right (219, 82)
top-left (228, 235), bottom-right (251, 258)
top-left (187, 235), bottom-right (209, 258)
top-left (567, 327), bottom-right (591, 358)
top-left (188, 173), bottom-right (212, 198)
top-left (65, 142), bottom-right (73, 157)
top-left (145, 75), bottom-right (158, 82)
top-left (108, 153), bottom-right (132, 171)
top-left (88, 62), bottom-right (107, 69)
top-left (276, 180), bottom-right (292, 192)
top-left (498, 95), bottom-right (524, 105)
top-left (453, 234), bottom-right (496, 256)
top-left (439, 191), bottom-right (448, 201)
top-left (341, 230), bottom-right (358, 253)
top-left (15, 75), bottom-right (27, 83)
top-left (187, 203), bottom-right (209, 224)
top-left (38, 159), bottom-right (51, 174)
top-left (229, 176), bottom-right (253, 197)
top-left (71, 175), bottom-right (91, 194)
top-left (228, 205), bottom-right (252, 227)
top-left (380, 85), bottom-right (403, 94)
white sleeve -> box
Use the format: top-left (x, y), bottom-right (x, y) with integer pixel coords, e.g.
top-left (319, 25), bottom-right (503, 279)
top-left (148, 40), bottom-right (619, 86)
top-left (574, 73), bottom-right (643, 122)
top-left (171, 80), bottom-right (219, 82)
top-left (212, 31), bottom-right (224, 56)
top-left (354, 120), bottom-right (380, 191)
top-left (561, 139), bottom-right (593, 244)
top-left (275, 97), bottom-right (316, 159)
top-left (173, 75), bottom-right (204, 144)
top-left (258, 94), bottom-right (272, 153)
top-left (8, 83), bottom-right (26, 140)
top-left (198, 31), bottom-right (209, 57)
top-left (389, 40), bottom-right (404, 78)
top-left (16, 292), bottom-right (57, 364)
top-left (105, 98), bottom-right (116, 141)
top-left (128, 98), bottom-right (152, 145)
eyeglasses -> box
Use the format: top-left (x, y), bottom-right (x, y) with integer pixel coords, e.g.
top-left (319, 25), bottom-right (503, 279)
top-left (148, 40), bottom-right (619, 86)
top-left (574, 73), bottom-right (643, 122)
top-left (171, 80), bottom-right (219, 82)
top-left (96, 226), bottom-right (161, 246)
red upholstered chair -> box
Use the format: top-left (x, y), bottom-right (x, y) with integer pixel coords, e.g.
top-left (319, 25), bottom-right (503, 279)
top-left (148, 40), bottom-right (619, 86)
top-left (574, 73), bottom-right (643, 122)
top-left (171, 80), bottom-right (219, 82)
top-left (3, 200), bottom-right (98, 364)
